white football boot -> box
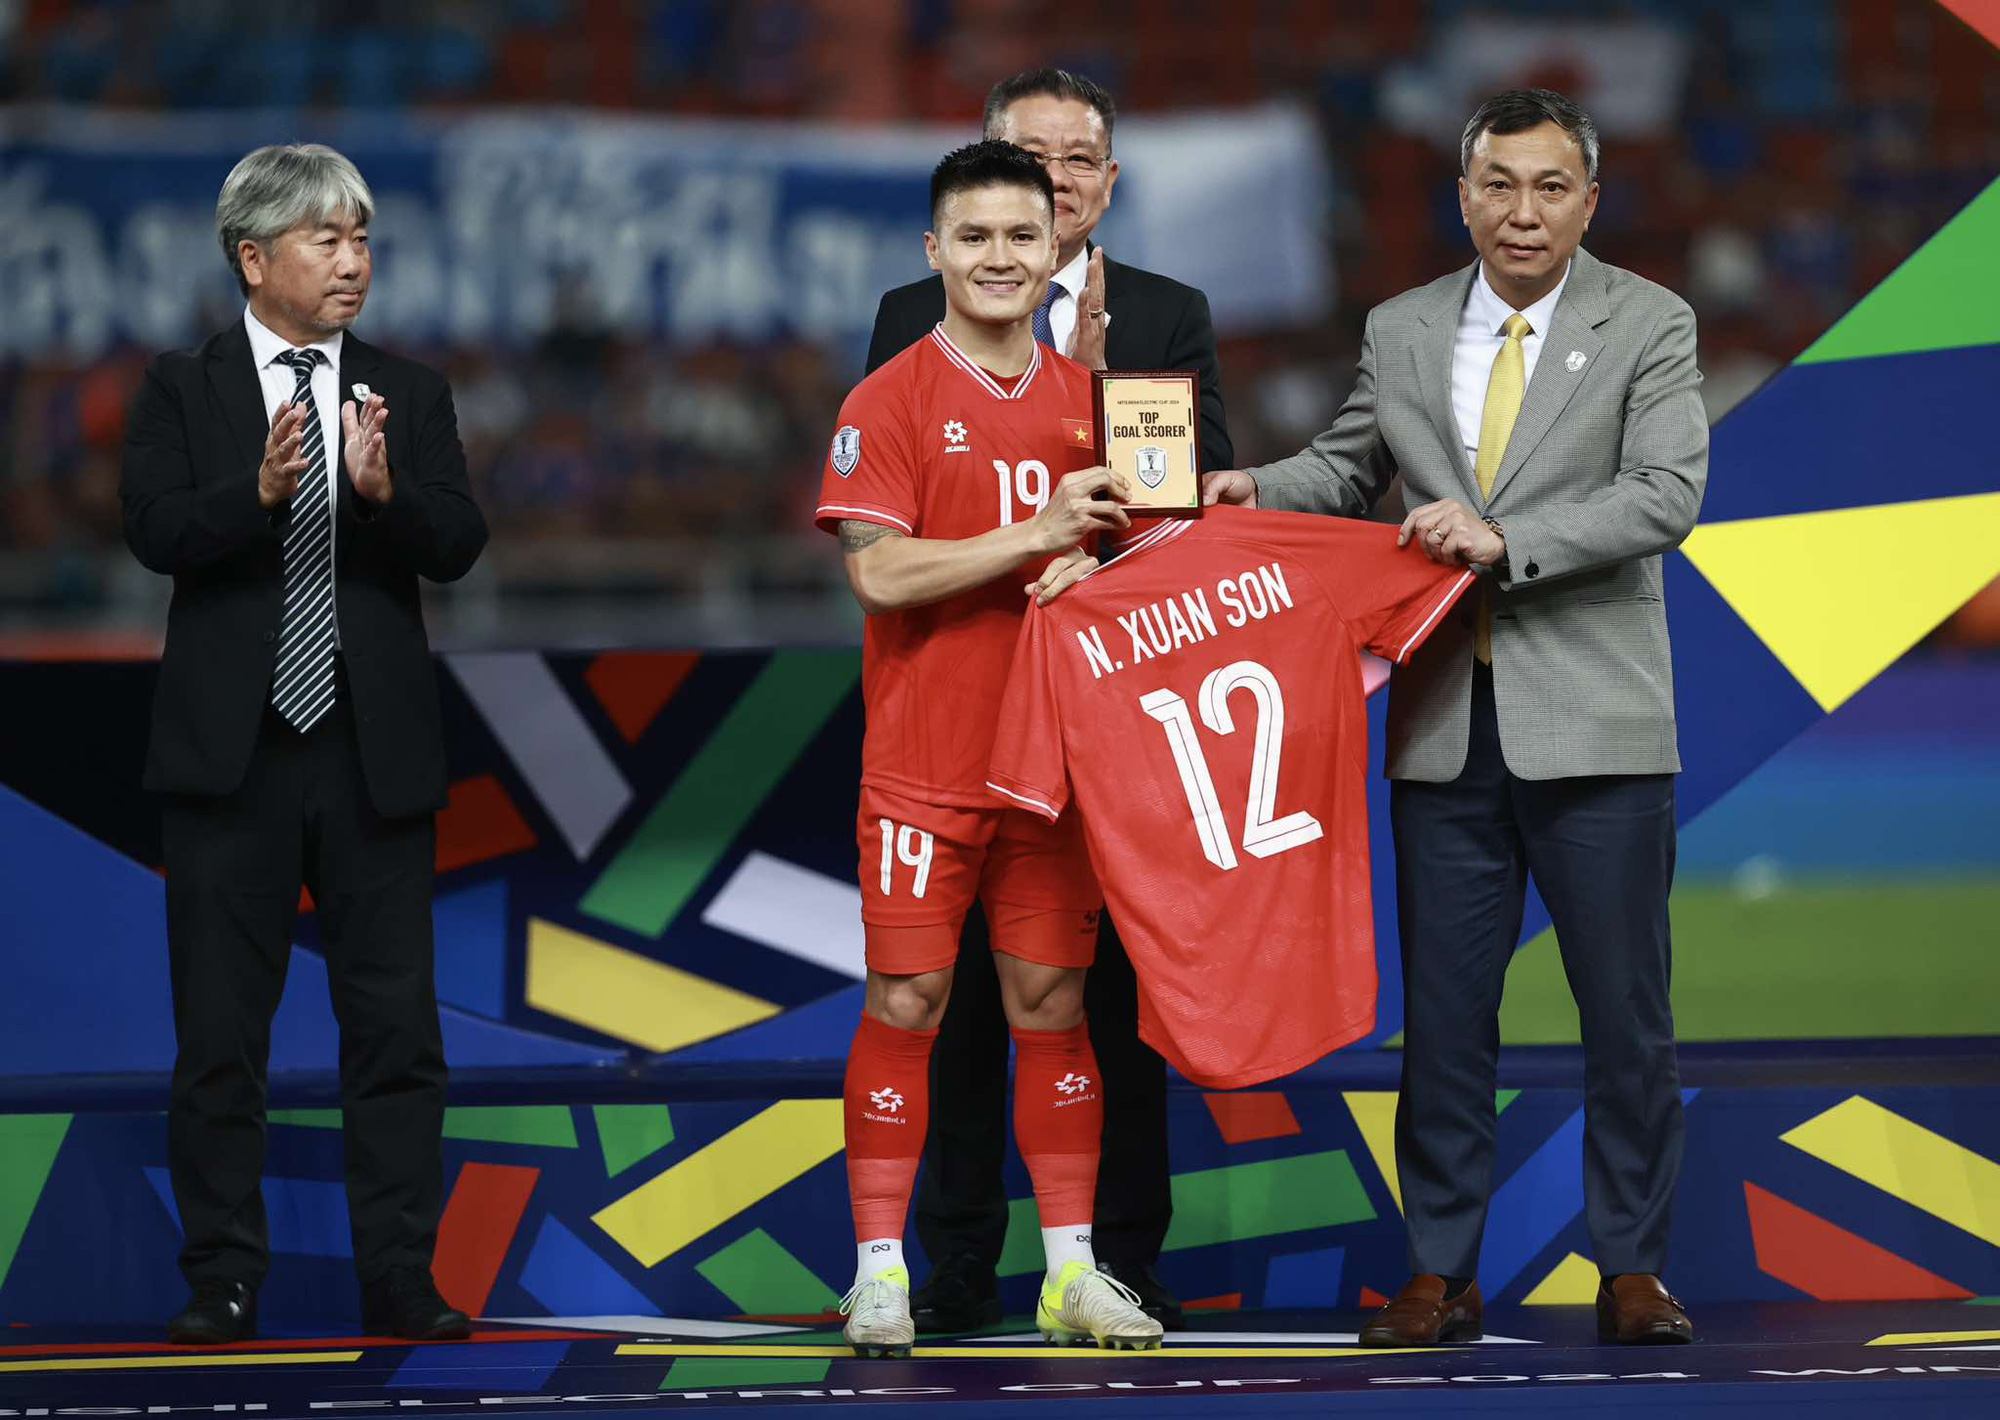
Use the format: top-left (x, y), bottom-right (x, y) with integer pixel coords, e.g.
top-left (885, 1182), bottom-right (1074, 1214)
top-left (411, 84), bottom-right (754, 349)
top-left (1036, 1260), bottom-right (1164, 1350)
top-left (840, 1265), bottom-right (915, 1357)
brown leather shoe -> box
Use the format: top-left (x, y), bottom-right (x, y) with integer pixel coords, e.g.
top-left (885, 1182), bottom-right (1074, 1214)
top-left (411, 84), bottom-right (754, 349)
top-left (1359, 1275), bottom-right (1483, 1346)
top-left (1597, 1274), bottom-right (1693, 1344)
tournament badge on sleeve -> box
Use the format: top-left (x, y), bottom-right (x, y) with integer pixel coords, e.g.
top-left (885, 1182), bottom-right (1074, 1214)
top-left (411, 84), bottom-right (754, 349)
top-left (1092, 370), bottom-right (1201, 517)
top-left (831, 425), bottom-right (861, 477)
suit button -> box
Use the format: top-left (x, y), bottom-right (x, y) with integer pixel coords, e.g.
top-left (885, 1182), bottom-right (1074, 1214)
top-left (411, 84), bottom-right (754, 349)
top-left (1525, 561), bottom-right (1540, 579)
top-left (263, 630), bottom-right (276, 643)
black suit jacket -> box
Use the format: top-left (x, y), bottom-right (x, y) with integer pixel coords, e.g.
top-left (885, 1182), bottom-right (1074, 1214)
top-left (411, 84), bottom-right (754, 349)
top-left (120, 320), bottom-right (487, 818)
top-left (864, 253), bottom-right (1234, 472)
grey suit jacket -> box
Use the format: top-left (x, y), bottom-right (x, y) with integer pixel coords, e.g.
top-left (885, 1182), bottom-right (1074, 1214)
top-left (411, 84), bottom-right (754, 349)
top-left (1249, 247), bottom-right (1707, 782)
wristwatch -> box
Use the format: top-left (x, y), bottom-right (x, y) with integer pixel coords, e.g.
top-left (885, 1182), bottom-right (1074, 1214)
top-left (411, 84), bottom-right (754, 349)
top-left (1483, 517), bottom-right (1509, 577)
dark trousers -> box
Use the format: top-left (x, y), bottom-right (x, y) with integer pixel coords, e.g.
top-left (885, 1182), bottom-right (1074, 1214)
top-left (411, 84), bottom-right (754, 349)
top-left (915, 910), bottom-right (1173, 1273)
top-left (1389, 662), bottom-right (1683, 1279)
top-left (162, 696), bottom-right (446, 1294)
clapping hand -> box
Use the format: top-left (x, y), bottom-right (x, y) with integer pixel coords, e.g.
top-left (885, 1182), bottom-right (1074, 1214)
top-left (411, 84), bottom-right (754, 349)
top-left (341, 393), bottom-right (392, 504)
top-left (258, 403), bottom-right (309, 510)
top-left (1071, 249), bottom-right (1108, 370)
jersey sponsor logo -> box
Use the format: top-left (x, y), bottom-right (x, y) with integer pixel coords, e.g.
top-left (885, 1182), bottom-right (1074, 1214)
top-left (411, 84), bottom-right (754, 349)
top-left (943, 419), bottom-right (968, 452)
top-left (1135, 445), bottom-right (1168, 490)
top-left (831, 425), bottom-right (861, 477)
top-left (1055, 1072), bottom-right (1093, 1095)
top-left (869, 1086), bottom-right (905, 1113)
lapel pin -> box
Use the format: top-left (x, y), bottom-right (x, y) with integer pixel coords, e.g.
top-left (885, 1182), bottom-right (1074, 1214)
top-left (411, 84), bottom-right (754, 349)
top-left (351, 382), bottom-right (373, 404)
top-left (1565, 351), bottom-right (1586, 373)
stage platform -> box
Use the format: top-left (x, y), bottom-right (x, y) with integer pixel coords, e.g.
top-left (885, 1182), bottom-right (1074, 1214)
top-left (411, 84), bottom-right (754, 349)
top-left (5, 1302), bottom-right (1999, 1417)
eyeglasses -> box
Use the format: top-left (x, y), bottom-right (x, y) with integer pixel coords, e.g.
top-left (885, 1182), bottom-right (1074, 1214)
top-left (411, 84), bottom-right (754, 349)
top-left (1023, 149), bottom-right (1107, 178)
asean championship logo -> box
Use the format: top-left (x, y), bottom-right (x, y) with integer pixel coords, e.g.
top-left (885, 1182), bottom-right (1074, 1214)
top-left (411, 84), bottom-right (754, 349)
top-left (1134, 446), bottom-right (1168, 490)
top-left (831, 425), bottom-right (861, 477)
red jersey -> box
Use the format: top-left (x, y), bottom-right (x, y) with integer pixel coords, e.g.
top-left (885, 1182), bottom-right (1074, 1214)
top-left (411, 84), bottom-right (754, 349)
top-left (816, 325), bottom-right (1097, 806)
top-left (987, 508), bottom-right (1475, 1088)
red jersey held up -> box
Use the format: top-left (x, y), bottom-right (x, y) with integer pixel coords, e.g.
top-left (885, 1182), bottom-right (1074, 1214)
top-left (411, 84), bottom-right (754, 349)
top-left (987, 507), bottom-right (1476, 1088)
top-left (816, 325), bottom-right (1097, 806)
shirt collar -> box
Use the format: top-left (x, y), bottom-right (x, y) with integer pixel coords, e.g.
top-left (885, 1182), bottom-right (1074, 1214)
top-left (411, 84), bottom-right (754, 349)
top-left (1048, 245), bottom-right (1091, 301)
top-left (1466, 258), bottom-right (1570, 339)
top-left (243, 305), bottom-right (344, 372)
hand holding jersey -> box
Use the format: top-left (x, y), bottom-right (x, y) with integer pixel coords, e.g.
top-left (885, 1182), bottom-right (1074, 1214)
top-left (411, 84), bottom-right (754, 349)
top-left (1028, 542), bottom-right (1102, 605)
top-left (1398, 497), bottom-right (1506, 568)
top-left (1209, 471), bottom-right (1508, 568)
top-left (1200, 469), bottom-right (1259, 510)
top-left (816, 141), bottom-right (1158, 1356)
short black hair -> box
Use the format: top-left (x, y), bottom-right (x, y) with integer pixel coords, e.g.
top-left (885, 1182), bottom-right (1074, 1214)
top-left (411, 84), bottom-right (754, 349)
top-left (1460, 88), bottom-right (1600, 184)
top-left (983, 67), bottom-right (1117, 150)
top-left (929, 140), bottom-right (1057, 231)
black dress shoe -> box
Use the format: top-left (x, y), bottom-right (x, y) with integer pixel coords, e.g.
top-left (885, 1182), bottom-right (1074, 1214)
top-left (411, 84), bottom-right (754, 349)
top-left (1098, 1262), bottom-right (1183, 1327)
top-left (362, 1267), bottom-right (472, 1340)
top-left (168, 1281), bottom-right (257, 1345)
top-left (910, 1254), bottom-right (1001, 1332)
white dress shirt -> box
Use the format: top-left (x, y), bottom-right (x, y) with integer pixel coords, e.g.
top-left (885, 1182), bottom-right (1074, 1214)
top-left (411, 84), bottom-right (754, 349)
top-left (1450, 261), bottom-right (1571, 477)
top-left (244, 306), bottom-right (344, 646)
top-left (1045, 245), bottom-right (1092, 357)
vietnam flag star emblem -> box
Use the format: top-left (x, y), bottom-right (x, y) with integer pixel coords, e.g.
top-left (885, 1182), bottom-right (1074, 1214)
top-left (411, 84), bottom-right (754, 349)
top-left (1062, 418), bottom-right (1093, 448)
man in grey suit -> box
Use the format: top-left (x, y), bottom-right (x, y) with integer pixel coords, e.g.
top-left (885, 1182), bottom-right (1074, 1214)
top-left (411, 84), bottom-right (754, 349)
top-left (1204, 89), bottom-right (1705, 1346)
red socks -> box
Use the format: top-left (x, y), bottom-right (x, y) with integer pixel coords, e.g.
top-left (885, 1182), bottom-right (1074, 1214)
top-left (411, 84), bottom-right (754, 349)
top-left (1010, 1022), bottom-right (1102, 1229)
top-left (843, 1013), bottom-right (937, 1242)
top-left (844, 1015), bottom-right (1103, 1252)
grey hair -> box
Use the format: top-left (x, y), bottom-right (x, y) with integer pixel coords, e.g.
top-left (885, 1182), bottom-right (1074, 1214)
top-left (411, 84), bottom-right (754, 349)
top-left (1460, 88), bottom-right (1600, 185)
top-left (216, 144), bottom-right (375, 295)
top-left (983, 67), bottom-right (1117, 150)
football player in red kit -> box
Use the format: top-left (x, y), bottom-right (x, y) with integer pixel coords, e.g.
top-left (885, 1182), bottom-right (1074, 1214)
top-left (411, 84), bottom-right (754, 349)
top-left (814, 141), bottom-right (1159, 1356)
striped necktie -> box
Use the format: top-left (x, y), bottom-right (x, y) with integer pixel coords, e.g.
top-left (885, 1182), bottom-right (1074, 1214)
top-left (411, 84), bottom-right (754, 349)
top-left (1473, 312), bottom-right (1531, 663)
top-left (1032, 279), bottom-right (1061, 350)
top-left (271, 348), bottom-right (337, 732)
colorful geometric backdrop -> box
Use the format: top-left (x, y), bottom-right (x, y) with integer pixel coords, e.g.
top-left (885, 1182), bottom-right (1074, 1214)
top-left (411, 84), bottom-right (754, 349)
top-left (3, 50), bottom-right (1998, 1327)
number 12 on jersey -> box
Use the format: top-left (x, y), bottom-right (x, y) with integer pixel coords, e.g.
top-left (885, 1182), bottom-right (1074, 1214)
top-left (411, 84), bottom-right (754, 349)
top-left (1140, 659), bottom-right (1323, 872)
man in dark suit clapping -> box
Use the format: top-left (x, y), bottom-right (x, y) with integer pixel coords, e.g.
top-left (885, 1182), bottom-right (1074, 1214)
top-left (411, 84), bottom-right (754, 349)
top-left (122, 143), bottom-right (487, 1345)
top-left (865, 68), bottom-right (1234, 1331)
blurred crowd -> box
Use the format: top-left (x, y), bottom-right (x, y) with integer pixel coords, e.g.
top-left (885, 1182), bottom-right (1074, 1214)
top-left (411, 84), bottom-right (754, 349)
top-left (2, 0), bottom-right (1996, 648)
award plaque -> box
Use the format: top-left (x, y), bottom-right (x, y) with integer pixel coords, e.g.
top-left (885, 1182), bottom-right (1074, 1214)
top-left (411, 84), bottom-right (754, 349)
top-left (1092, 370), bottom-right (1201, 517)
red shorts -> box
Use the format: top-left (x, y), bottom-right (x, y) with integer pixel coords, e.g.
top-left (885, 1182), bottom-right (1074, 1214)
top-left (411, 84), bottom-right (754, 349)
top-left (857, 785), bottom-right (1102, 977)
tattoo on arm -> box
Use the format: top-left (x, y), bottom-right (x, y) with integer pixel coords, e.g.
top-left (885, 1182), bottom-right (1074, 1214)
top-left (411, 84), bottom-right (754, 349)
top-left (839, 520), bottom-right (902, 554)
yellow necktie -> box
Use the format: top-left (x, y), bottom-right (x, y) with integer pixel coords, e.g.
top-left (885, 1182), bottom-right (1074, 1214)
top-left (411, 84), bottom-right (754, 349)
top-left (1472, 312), bottom-right (1531, 663)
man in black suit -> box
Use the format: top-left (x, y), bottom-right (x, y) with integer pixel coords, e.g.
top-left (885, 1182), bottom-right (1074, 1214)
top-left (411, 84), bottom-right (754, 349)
top-left (864, 68), bottom-right (1234, 1330)
top-left (121, 144), bottom-right (487, 1345)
